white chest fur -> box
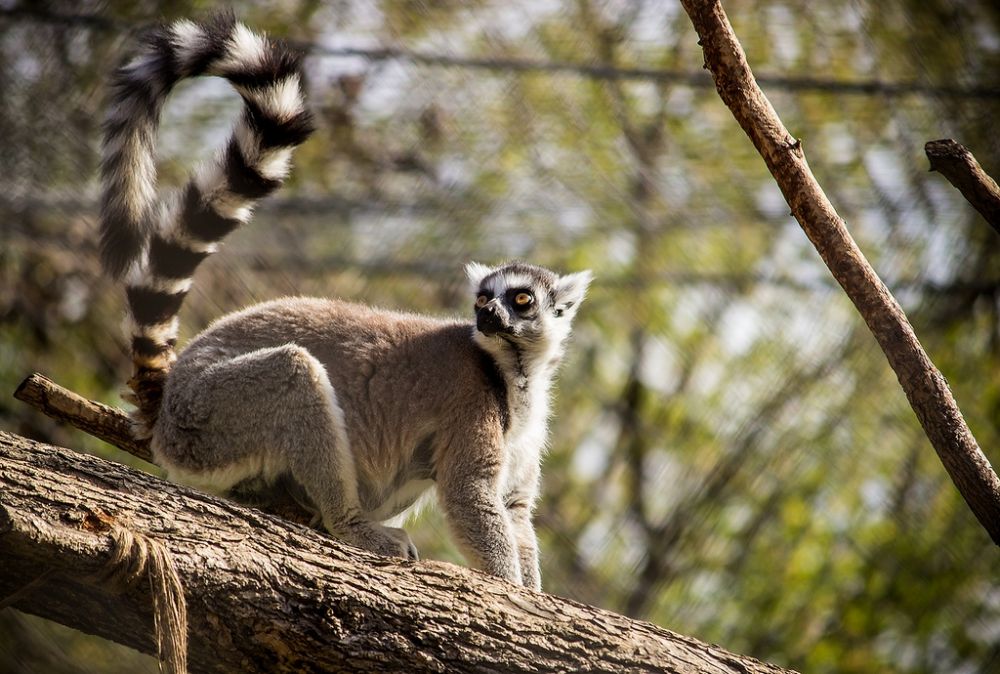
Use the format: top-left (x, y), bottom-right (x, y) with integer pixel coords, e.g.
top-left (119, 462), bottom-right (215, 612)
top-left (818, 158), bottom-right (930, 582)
top-left (501, 378), bottom-right (551, 498)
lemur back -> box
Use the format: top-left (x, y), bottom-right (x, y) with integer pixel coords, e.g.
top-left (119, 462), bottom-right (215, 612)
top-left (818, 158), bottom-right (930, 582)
top-left (102, 16), bottom-right (591, 590)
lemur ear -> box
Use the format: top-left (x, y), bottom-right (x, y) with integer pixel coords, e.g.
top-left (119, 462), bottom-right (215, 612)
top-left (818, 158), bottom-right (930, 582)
top-left (553, 270), bottom-right (593, 318)
top-left (465, 261), bottom-right (493, 288)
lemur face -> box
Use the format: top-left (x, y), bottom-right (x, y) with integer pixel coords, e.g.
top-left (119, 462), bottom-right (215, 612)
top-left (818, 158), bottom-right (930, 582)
top-left (466, 262), bottom-right (592, 350)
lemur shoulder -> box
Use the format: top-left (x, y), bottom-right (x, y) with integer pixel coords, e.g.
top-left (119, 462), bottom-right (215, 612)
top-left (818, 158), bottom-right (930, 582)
top-left (100, 14), bottom-right (590, 590)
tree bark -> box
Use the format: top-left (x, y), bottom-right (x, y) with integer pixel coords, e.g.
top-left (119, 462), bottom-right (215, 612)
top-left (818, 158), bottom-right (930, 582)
top-left (14, 372), bottom-right (153, 463)
top-left (925, 138), bottom-right (1000, 236)
top-left (0, 430), bottom-right (794, 674)
top-left (678, 0), bottom-right (1000, 545)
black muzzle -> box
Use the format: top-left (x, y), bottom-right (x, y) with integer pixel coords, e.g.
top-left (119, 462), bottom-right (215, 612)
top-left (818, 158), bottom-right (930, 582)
top-left (476, 303), bottom-right (508, 336)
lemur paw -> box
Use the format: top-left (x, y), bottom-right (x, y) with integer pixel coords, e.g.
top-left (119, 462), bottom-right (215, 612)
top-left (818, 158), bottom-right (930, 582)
top-left (383, 526), bottom-right (419, 561)
top-left (344, 522), bottom-right (418, 561)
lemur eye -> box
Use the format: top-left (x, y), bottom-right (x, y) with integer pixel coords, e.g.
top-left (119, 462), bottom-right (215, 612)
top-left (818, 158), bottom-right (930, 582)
top-left (514, 292), bottom-right (533, 306)
top-left (475, 295), bottom-right (489, 308)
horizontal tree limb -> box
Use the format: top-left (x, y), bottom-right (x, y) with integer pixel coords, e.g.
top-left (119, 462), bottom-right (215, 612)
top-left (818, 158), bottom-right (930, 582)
top-left (0, 430), bottom-right (794, 673)
top-left (678, 0), bottom-right (1000, 544)
top-left (925, 139), bottom-right (1000, 236)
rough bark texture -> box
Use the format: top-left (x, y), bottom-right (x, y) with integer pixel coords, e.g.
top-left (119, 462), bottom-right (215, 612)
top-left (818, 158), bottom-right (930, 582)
top-left (678, 0), bottom-right (1000, 544)
top-left (925, 138), bottom-right (1000, 236)
top-left (0, 430), bottom-right (794, 674)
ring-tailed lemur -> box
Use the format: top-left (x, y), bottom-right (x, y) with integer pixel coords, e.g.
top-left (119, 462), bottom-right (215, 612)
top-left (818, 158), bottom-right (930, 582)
top-left (101, 15), bottom-right (591, 590)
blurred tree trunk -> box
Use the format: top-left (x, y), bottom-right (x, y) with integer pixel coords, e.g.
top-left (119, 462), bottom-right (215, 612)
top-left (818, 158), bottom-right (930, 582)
top-left (0, 431), bottom-right (794, 674)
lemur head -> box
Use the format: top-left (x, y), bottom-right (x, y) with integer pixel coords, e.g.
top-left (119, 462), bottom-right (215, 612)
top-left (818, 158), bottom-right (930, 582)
top-left (466, 261), bottom-right (591, 366)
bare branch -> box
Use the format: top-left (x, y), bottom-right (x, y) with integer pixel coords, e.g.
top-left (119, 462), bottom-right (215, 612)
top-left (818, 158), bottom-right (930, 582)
top-left (926, 139), bottom-right (1000, 237)
top-left (14, 373), bottom-right (152, 463)
top-left (678, 0), bottom-right (1000, 545)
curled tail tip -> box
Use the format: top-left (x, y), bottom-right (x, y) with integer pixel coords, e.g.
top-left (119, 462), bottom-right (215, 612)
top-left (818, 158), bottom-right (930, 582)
top-left (144, 10), bottom-right (236, 44)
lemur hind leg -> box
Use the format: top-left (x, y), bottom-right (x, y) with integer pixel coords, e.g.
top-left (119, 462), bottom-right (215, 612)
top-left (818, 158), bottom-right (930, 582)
top-left (156, 344), bottom-right (417, 560)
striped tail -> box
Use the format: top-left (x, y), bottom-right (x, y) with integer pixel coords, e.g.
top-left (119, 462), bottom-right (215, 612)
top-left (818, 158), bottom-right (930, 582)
top-left (99, 13), bottom-right (314, 435)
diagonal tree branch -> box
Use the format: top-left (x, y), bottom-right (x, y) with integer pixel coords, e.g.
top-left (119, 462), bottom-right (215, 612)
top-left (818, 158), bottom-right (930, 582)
top-left (15, 373), bottom-right (153, 463)
top-left (677, 0), bottom-right (1000, 545)
top-left (13, 373), bottom-right (316, 527)
top-left (925, 139), bottom-right (1000, 236)
top-left (0, 429), bottom-right (795, 673)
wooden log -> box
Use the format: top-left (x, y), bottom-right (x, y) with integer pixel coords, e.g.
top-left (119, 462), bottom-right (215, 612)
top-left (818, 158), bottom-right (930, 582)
top-left (0, 430), bottom-right (794, 673)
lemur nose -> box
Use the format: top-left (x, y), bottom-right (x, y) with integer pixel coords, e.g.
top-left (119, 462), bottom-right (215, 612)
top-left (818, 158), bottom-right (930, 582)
top-left (477, 300), bottom-right (506, 335)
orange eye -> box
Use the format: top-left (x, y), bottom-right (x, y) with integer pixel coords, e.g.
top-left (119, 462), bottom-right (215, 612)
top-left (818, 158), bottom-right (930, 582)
top-left (514, 292), bottom-right (533, 306)
top-left (476, 295), bottom-right (489, 308)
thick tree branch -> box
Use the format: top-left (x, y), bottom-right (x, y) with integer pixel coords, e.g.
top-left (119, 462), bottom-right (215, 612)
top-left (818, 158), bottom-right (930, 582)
top-left (0, 430), bottom-right (793, 673)
top-left (678, 0), bottom-right (1000, 544)
top-left (925, 139), bottom-right (1000, 236)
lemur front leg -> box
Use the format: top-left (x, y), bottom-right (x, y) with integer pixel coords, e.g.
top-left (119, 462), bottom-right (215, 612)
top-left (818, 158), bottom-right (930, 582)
top-left (437, 441), bottom-right (522, 585)
top-left (507, 496), bottom-right (542, 591)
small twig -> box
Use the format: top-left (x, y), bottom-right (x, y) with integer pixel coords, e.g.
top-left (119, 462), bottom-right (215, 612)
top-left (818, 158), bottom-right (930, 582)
top-left (926, 139), bottom-right (1000, 237)
top-left (13, 372), bottom-right (315, 526)
top-left (14, 373), bottom-right (153, 463)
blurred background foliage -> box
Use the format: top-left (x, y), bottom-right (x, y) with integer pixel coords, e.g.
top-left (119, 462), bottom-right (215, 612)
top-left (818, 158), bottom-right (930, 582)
top-left (1, 1), bottom-right (998, 672)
